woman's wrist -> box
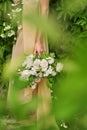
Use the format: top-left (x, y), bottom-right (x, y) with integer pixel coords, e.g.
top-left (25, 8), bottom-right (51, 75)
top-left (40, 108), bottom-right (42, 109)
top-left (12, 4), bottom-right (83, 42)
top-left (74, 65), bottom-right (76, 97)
top-left (40, 0), bottom-right (49, 16)
top-left (35, 32), bottom-right (42, 44)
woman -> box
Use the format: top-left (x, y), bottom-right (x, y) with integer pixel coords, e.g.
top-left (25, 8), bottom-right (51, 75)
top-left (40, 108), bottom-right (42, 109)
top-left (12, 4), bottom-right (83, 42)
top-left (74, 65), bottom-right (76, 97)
top-left (8, 0), bottom-right (59, 129)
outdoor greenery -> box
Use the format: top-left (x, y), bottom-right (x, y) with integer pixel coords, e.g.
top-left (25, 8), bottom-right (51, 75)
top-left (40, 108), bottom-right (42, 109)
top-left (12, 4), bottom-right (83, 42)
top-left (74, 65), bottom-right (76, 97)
top-left (0, 0), bottom-right (22, 98)
top-left (0, 0), bottom-right (87, 130)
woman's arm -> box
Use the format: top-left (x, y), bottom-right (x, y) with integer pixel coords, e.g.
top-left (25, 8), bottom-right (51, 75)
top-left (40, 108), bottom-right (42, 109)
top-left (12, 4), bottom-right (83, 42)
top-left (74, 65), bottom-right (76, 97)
top-left (34, 0), bottom-right (50, 55)
top-left (40, 0), bottom-right (50, 16)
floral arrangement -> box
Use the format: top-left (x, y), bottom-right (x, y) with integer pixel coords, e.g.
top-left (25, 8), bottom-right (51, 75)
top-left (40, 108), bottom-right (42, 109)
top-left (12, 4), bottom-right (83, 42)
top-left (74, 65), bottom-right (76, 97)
top-left (18, 52), bottom-right (63, 89)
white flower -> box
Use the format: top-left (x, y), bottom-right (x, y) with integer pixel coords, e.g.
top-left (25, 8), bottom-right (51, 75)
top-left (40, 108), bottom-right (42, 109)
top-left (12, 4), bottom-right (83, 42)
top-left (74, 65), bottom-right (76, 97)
top-left (46, 57), bottom-right (54, 64)
top-left (22, 57), bottom-right (33, 68)
top-left (56, 63), bottom-right (63, 72)
top-left (47, 66), bottom-right (53, 74)
top-left (32, 59), bottom-right (41, 71)
top-left (33, 59), bottom-right (41, 67)
top-left (33, 66), bottom-right (40, 71)
top-left (3, 22), bottom-right (5, 26)
top-left (11, 30), bottom-right (15, 35)
top-left (11, 3), bottom-right (18, 6)
top-left (44, 66), bottom-right (53, 77)
top-left (14, 37), bottom-right (17, 41)
top-left (43, 73), bottom-right (49, 77)
top-left (31, 68), bottom-right (37, 75)
top-left (40, 59), bottom-right (48, 72)
top-left (12, 8), bottom-right (21, 13)
top-left (20, 70), bottom-right (30, 80)
top-left (11, 4), bottom-right (15, 6)
top-left (31, 83), bottom-right (37, 89)
top-left (0, 34), bottom-right (5, 38)
top-left (61, 122), bottom-right (68, 129)
top-left (22, 61), bottom-right (27, 67)
top-left (17, 8), bottom-right (22, 12)
top-left (8, 30), bottom-right (15, 37)
top-left (26, 61), bottom-right (33, 69)
top-left (4, 25), bottom-right (11, 31)
top-left (52, 71), bottom-right (57, 76)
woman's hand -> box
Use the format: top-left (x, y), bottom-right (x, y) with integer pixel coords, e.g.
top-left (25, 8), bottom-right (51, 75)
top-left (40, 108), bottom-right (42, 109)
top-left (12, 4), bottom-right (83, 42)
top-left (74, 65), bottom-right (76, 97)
top-left (34, 35), bottom-right (44, 55)
top-left (34, 39), bottom-right (44, 56)
top-left (33, 0), bottom-right (49, 56)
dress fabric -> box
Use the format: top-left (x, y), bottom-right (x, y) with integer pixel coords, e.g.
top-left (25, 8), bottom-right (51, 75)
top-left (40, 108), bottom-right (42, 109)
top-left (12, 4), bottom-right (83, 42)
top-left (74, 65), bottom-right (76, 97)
top-left (7, 0), bottom-right (59, 129)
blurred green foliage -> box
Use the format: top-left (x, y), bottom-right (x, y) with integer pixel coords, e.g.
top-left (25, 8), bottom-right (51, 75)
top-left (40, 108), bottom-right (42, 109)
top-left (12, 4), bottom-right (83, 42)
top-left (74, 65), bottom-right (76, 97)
top-left (0, 0), bottom-right (22, 98)
top-left (50, 0), bottom-right (87, 59)
top-left (0, 0), bottom-right (87, 130)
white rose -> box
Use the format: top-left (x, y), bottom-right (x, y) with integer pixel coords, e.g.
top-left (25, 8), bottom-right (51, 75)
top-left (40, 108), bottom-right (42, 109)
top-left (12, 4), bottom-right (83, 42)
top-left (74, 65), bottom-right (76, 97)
top-left (32, 63), bottom-right (40, 72)
top-left (26, 60), bottom-right (33, 68)
top-left (33, 59), bottom-right (41, 67)
top-left (31, 68), bottom-right (37, 75)
top-left (40, 59), bottom-right (48, 72)
top-left (46, 57), bottom-right (54, 64)
top-left (56, 63), bottom-right (63, 72)
top-left (20, 70), bottom-right (30, 80)
top-left (22, 58), bottom-right (33, 68)
top-left (49, 66), bottom-right (54, 73)
top-left (43, 66), bottom-right (52, 77)
top-left (21, 70), bottom-right (30, 76)
top-left (52, 71), bottom-right (57, 76)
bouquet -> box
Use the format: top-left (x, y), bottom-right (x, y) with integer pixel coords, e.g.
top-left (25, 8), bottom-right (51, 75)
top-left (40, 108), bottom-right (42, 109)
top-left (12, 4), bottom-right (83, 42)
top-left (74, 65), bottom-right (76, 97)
top-left (18, 52), bottom-right (63, 89)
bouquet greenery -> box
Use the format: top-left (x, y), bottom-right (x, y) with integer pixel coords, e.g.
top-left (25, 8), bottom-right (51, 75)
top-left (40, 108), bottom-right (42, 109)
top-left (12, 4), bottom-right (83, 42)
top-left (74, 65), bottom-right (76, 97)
top-left (18, 52), bottom-right (63, 89)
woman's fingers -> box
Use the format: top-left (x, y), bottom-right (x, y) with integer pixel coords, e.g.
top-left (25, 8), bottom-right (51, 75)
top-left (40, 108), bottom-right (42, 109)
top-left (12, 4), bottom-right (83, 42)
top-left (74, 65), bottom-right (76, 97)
top-left (39, 49), bottom-right (43, 55)
top-left (34, 49), bottom-right (43, 56)
top-left (39, 48), bottom-right (44, 56)
top-left (40, 48), bottom-right (44, 52)
top-left (33, 43), bottom-right (44, 56)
